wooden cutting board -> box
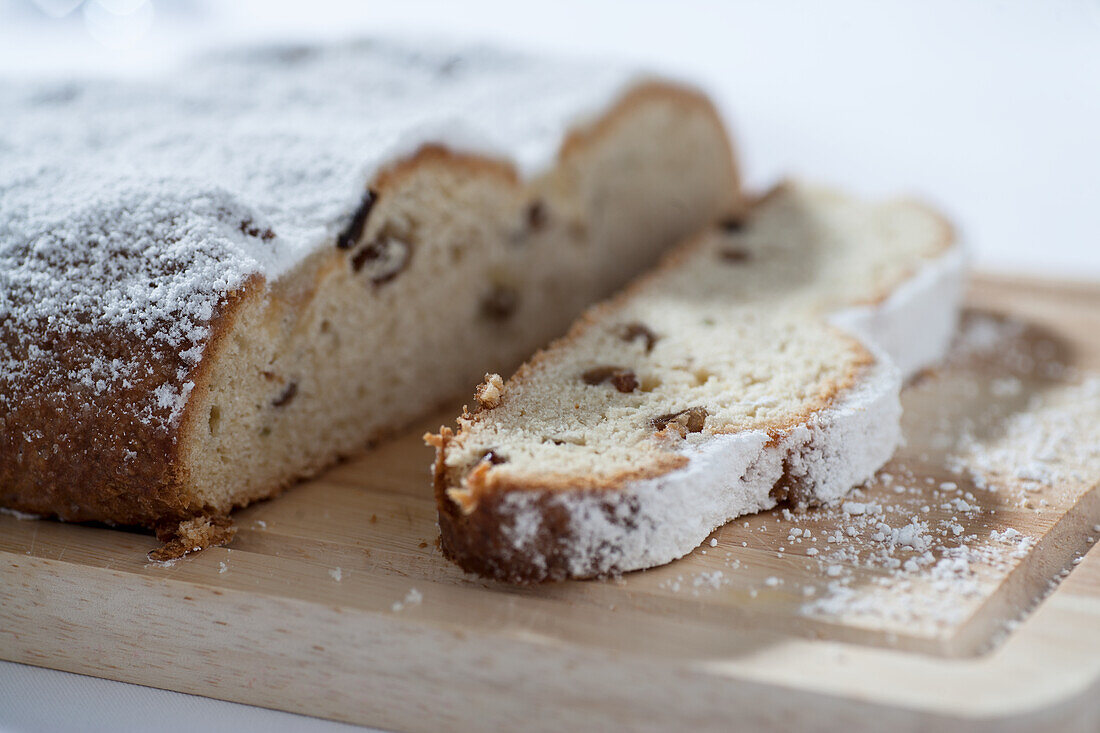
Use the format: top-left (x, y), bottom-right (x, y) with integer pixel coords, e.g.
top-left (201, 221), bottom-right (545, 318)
top-left (3, 274), bottom-right (1100, 732)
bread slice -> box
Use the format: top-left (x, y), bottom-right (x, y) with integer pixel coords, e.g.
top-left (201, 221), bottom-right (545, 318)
top-left (428, 182), bottom-right (965, 582)
top-left (0, 40), bottom-right (739, 553)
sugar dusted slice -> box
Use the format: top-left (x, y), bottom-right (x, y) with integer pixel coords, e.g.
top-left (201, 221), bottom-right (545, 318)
top-left (429, 182), bottom-right (964, 582)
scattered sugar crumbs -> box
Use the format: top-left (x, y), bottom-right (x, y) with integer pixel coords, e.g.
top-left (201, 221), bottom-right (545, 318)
top-left (658, 550), bottom-right (742, 595)
top-left (655, 314), bottom-right (1100, 639)
top-left (805, 315), bottom-right (1099, 633)
top-left (329, 566), bottom-right (342, 582)
top-left (392, 588), bottom-right (423, 612)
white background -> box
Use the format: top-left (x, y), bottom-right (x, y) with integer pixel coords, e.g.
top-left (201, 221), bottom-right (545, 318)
top-left (1, 1), bottom-right (1098, 731)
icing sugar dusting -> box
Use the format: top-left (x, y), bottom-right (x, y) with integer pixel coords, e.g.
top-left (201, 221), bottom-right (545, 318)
top-left (0, 39), bottom-right (635, 433)
top-left (800, 317), bottom-right (1099, 636)
top-left (638, 314), bottom-right (1098, 650)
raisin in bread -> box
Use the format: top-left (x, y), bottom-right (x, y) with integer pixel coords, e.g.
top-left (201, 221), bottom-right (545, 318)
top-left (0, 40), bottom-right (739, 553)
top-left (428, 182), bottom-right (965, 582)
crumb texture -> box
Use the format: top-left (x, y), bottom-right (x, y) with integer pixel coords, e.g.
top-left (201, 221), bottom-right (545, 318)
top-left (148, 516), bottom-right (237, 562)
top-left (434, 182), bottom-right (963, 582)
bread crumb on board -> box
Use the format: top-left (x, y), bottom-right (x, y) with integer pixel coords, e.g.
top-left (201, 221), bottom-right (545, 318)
top-left (391, 588), bottom-right (423, 612)
top-left (646, 314), bottom-right (1100, 644)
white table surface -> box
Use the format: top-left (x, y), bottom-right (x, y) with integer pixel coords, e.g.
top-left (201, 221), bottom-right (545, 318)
top-left (1, 1), bottom-right (1097, 730)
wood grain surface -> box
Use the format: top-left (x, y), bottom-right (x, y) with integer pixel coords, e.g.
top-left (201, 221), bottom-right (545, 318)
top-left (2, 274), bottom-right (1099, 732)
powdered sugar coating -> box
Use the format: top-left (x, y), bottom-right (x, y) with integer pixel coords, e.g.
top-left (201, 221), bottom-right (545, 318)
top-left (579, 242), bottom-right (963, 576)
top-left (831, 244), bottom-right (967, 380)
top-left (0, 187), bottom-right (262, 428)
top-left (499, 348), bottom-right (902, 578)
top-left (0, 39), bottom-right (636, 433)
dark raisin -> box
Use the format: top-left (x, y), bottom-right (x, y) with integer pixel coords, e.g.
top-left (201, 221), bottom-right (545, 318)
top-left (581, 366), bottom-right (638, 393)
top-left (481, 285), bottom-right (519, 320)
top-left (240, 220), bottom-right (276, 241)
top-left (581, 366), bottom-right (616, 384)
top-left (611, 371), bottom-right (639, 393)
top-left (336, 189), bottom-right (378, 250)
top-left (718, 216), bottom-right (745, 233)
top-left (651, 406), bottom-right (708, 434)
top-left (480, 449), bottom-right (508, 465)
top-left (351, 236), bottom-right (411, 285)
top-left (526, 200), bottom-right (548, 231)
top-left (621, 322), bottom-right (658, 353)
top-left (719, 247), bottom-right (751, 263)
top-left (272, 382), bottom-right (298, 407)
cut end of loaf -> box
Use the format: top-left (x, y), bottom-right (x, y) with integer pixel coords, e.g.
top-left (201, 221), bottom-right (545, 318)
top-left (177, 81), bottom-right (738, 524)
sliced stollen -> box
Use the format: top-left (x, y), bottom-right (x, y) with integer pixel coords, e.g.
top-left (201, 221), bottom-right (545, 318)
top-left (428, 182), bottom-right (966, 582)
top-left (0, 40), bottom-right (739, 556)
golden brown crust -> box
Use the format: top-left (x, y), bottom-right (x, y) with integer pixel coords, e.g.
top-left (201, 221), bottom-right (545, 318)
top-left (0, 274), bottom-right (262, 529)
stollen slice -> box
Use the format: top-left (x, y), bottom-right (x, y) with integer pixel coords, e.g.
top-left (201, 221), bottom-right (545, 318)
top-left (427, 181), bottom-right (965, 582)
